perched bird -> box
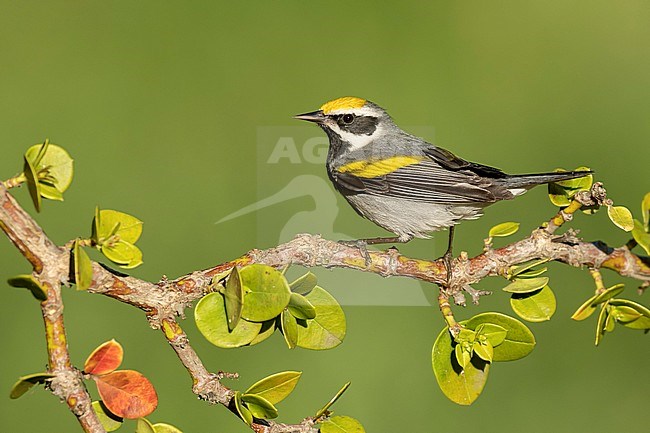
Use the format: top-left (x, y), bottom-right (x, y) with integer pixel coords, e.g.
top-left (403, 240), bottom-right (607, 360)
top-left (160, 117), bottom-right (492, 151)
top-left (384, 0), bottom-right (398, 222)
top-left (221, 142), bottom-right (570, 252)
top-left (295, 96), bottom-right (591, 266)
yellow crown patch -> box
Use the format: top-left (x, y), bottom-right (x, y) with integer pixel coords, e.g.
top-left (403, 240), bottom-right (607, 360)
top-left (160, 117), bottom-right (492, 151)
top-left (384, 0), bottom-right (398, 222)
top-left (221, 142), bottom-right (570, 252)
top-left (320, 96), bottom-right (366, 114)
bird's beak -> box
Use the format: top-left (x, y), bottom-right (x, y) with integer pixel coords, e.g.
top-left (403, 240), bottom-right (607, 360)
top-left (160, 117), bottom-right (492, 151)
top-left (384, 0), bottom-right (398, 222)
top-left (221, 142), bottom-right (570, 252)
top-left (294, 110), bottom-right (325, 123)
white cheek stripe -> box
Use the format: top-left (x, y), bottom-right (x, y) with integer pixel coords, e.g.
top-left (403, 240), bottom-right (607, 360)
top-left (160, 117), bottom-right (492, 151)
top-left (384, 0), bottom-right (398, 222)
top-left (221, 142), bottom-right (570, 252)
top-left (329, 123), bottom-right (383, 150)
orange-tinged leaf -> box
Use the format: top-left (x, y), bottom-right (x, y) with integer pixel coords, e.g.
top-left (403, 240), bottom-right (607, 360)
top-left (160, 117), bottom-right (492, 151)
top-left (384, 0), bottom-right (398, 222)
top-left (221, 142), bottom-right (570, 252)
top-left (85, 339), bottom-right (124, 375)
top-left (95, 370), bottom-right (158, 419)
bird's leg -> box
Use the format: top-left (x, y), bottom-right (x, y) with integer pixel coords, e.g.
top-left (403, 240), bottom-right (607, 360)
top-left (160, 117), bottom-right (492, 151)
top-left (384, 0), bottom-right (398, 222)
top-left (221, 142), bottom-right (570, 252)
top-left (338, 236), bottom-right (407, 266)
top-left (362, 236), bottom-right (404, 245)
top-left (442, 226), bottom-right (455, 286)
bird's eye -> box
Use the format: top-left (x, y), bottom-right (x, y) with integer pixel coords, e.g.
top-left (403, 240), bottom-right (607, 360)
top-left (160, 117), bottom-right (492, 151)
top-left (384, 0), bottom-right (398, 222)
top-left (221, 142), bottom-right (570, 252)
top-left (342, 114), bottom-right (355, 124)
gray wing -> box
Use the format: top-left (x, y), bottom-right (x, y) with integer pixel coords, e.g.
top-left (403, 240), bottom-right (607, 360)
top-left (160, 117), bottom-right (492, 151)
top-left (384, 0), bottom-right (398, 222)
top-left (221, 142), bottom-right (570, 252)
top-left (332, 153), bottom-right (515, 204)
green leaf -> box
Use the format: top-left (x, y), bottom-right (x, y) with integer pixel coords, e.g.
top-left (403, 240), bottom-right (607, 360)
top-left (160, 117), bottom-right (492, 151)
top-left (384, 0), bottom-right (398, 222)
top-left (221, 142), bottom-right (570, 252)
top-left (320, 416), bottom-right (366, 433)
top-left (621, 315), bottom-right (650, 330)
top-left (102, 237), bottom-right (125, 263)
top-left (224, 267), bottom-right (244, 331)
top-left (94, 209), bottom-right (143, 244)
top-left (288, 292), bottom-right (316, 320)
top-left (488, 222), bottom-right (520, 238)
top-left (454, 327), bottom-right (476, 344)
top-left (123, 247), bottom-right (143, 269)
top-left (465, 313), bottom-right (535, 361)
top-left (194, 292), bottom-right (261, 348)
top-left (241, 393), bottom-right (279, 419)
top-left (234, 392), bottom-right (253, 426)
top-left (39, 183), bottom-right (64, 201)
top-left (610, 306), bottom-right (642, 323)
top-left (240, 264), bottom-right (291, 322)
top-left (547, 167), bottom-right (593, 207)
top-left (642, 192), bottom-right (650, 230)
top-left (516, 267), bottom-right (548, 278)
top-left (296, 286), bottom-right (346, 350)
top-left (607, 205), bottom-right (634, 232)
top-left (9, 372), bottom-right (55, 399)
top-left (502, 276), bottom-right (549, 294)
top-left (101, 240), bottom-right (143, 269)
top-left (23, 155), bottom-right (42, 212)
top-left (152, 423), bottom-right (183, 433)
top-left (135, 418), bottom-right (156, 433)
top-left (509, 258), bottom-right (550, 278)
top-left (92, 208), bottom-right (144, 268)
top-left (592, 284), bottom-right (625, 305)
top-left (510, 286), bottom-right (557, 322)
top-left (7, 274), bottom-right (47, 301)
top-left (90, 206), bottom-right (101, 244)
top-left (289, 271), bottom-right (318, 295)
top-left (280, 310), bottom-right (298, 349)
top-left (25, 142), bottom-right (74, 197)
top-left (595, 304), bottom-right (609, 346)
top-left (248, 319), bottom-right (276, 346)
top-left (608, 298), bottom-right (650, 318)
top-left (73, 240), bottom-right (94, 291)
top-left (245, 371), bottom-right (302, 405)
top-left (92, 401), bottom-right (123, 432)
top-left (555, 167), bottom-right (593, 192)
top-left (472, 341), bottom-right (494, 363)
top-left (571, 295), bottom-right (598, 321)
top-left (124, 244), bottom-right (143, 269)
top-left (315, 382), bottom-right (351, 419)
top-left (631, 219), bottom-right (650, 255)
top-left (454, 343), bottom-right (472, 369)
top-left (32, 139), bottom-right (49, 166)
top-left (605, 309), bottom-right (616, 332)
top-left (432, 327), bottom-right (490, 405)
top-left (475, 323), bottom-right (508, 347)
top-left (548, 181), bottom-right (571, 207)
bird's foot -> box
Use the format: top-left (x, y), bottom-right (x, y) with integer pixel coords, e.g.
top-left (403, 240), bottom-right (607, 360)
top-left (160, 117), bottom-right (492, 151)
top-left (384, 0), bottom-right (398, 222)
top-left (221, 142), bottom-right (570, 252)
top-left (452, 285), bottom-right (492, 306)
top-left (439, 226), bottom-right (455, 288)
top-left (338, 239), bottom-right (371, 267)
top-left (442, 249), bottom-right (453, 288)
top-left (464, 285), bottom-right (492, 305)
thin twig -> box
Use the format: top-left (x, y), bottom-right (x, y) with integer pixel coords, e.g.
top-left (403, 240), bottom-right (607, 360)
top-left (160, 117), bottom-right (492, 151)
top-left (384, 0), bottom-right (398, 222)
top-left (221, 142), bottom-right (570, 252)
top-left (0, 185), bottom-right (104, 432)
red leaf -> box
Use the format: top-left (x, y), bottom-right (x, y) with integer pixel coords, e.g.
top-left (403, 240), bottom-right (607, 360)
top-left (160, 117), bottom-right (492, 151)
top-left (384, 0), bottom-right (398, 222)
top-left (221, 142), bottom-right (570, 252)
top-left (95, 370), bottom-right (158, 419)
top-left (85, 339), bottom-right (124, 375)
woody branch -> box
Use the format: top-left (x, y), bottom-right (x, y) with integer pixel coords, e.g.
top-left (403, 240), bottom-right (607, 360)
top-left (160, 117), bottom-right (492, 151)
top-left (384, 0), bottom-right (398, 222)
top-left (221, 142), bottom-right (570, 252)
top-left (1, 181), bottom-right (648, 433)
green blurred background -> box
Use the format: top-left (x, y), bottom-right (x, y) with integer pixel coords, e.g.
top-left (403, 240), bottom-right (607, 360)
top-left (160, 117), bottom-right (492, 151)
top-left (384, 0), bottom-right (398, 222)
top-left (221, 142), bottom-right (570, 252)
top-left (1, 1), bottom-right (649, 432)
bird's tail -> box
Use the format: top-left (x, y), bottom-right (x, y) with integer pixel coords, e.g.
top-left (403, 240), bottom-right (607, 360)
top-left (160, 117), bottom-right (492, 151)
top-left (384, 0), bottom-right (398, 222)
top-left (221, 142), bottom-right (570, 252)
top-left (502, 170), bottom-right (593, 189)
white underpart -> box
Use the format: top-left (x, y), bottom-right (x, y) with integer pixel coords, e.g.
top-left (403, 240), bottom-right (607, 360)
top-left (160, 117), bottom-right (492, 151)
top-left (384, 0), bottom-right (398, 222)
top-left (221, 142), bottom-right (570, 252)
top-left (345, 194), bottom-right (485, 241)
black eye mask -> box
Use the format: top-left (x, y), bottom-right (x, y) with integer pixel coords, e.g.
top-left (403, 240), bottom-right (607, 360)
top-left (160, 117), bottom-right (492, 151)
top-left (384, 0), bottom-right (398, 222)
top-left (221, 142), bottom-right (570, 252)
top-left (334, 115), bottom-right (378, 136)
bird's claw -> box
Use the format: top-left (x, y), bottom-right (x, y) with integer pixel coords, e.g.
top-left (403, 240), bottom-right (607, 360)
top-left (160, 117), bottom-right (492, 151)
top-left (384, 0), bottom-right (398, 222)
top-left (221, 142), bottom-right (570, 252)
top-left (338, 239), bottom-right (372, 267)
top-left (442, 251), bottom-right (454, 287)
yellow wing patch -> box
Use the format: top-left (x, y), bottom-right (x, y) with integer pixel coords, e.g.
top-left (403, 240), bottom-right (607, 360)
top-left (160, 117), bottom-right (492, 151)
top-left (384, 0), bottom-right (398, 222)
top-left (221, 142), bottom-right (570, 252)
top-left (337, 156), bottom-right (424, 178)
top-left (320, 96), bottom-right (366, 114)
